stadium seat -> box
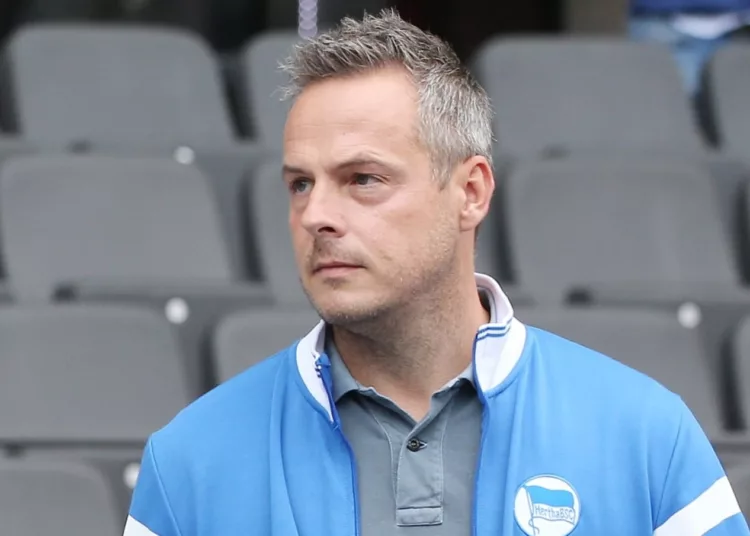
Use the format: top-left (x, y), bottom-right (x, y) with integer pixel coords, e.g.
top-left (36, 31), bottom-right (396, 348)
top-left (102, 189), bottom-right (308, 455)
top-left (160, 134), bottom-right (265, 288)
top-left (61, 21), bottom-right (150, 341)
top-left (0, 304), bottom-right (189, 517)
top-left (727, 462), bottom-right (750, 518)
top-left (0, 155), bottom-right (272, 393)
top-left (3, 24), bottom-right (235, 149)
top-left (0, 304), bottom-right (189, 442)
top-left (0, 459), bottom-right (121, 536)
top-left (729, 317), bottom-right (750, 431)
top-left (1, 25), bottom-right (271, 277)
top-left (212, 307), bottom-right (320, 383)
top-left (708, 44), bottom-right (750, 157)
top-left (475, 185), bottom-right (513, 283)
top-left (471, 38), bottom-right (705, 160)
top-left (247, 159), bottom-right (307, 304)
top-left (0, 304), bottom-right (188, 517)
top-left (517, 307), bottom-right (726, 437)
top-left (19, 445), bottom-right (143, 523)
top-left (507, 156), bottom-right (740, 300)
top-left (239, 31), bottom-right (299, 149)
top-left (507, 156), bottom-right (750, 371)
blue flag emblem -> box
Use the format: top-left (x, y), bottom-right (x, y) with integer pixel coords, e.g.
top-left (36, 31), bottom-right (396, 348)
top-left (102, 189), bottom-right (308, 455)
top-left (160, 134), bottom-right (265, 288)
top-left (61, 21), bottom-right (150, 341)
top-left (515, 475), bottom-right (580, 536)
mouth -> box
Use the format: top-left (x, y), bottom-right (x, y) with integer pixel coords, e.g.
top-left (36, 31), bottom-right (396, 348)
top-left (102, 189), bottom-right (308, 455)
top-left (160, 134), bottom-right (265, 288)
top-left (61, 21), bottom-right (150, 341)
top-left (312, 261), bottom-right (363, 275)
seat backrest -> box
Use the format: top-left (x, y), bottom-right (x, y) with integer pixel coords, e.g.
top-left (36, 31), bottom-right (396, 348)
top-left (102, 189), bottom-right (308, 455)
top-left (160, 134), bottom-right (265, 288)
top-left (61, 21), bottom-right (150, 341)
top-left (0, 304), bottom-right (191, 442)
top-left (213, 307), bottom-right (320, 382)
top-left (471, 37), bottom-right (704, 159)
top-left (248, 159), bottom-right (309, 304)
top-left (727, 462), bottom-right (750, 519)
top-left (4, 24), bottom-right (234, 148)
top-left (518, 307), bottom-right (724, 436)
top-left (730, 316), bottom-right (750, 431)
top-left (507, 156), bottom-right (738, 301)
top-left (0, 459), bottom-right (120, 536)
top-left (709, 44), bottom-right (750, 155)
top-left (0, 155), bottom-right (235, 301)
top-left (240, 31), bottom-right (299, 149)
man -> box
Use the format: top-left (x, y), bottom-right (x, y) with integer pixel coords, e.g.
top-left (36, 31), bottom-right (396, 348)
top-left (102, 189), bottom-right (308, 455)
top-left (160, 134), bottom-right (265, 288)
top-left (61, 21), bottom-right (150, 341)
top-left (124, 10), bottom-right (749, 535)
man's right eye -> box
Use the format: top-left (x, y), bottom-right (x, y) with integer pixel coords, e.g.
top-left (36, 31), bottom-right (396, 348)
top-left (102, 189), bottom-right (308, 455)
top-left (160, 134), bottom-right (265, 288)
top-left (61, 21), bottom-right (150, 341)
top-left (289, 178), bottom-right (312, 194)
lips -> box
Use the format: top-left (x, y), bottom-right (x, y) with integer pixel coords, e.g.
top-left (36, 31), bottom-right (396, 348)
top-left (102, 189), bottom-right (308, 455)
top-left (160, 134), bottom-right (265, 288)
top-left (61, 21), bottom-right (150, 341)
top-left (312, 261), bottom-right (362, 273)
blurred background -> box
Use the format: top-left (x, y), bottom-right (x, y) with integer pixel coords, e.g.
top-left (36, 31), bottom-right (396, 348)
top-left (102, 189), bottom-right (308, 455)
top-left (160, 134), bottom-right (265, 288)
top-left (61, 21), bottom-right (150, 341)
top-left (4, 0), bottom-right (750, 533)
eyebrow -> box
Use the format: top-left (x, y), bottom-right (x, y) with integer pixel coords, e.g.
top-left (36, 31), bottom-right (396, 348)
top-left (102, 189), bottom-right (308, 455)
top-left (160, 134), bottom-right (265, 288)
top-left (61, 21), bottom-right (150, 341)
top-left (282, 155), bottom-right (395, 178)
top-left (281, 164), bottom-right (308, 177)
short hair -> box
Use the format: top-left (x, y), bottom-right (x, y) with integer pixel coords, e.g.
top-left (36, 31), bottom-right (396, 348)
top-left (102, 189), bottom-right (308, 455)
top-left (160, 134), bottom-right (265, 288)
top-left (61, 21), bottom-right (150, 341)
top-left (279, 9), bottom-right (494, 183)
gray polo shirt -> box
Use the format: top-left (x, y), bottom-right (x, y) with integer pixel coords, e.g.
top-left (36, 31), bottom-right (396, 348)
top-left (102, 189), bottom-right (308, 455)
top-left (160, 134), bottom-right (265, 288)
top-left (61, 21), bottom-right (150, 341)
top-left (326, 337), bottom-right (483, 535)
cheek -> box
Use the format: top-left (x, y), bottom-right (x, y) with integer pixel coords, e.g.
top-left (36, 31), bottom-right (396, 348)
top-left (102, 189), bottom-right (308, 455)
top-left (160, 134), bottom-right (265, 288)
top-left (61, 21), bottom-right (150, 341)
top-left (362, 195), bottom-right (447, 259)
top-left (288, 219), bottom-right (310, 262)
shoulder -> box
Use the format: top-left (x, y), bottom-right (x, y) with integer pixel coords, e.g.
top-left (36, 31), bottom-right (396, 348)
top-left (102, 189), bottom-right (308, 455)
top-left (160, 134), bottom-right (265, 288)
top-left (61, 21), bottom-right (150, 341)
top-left (151, 343), bottom-right (298, 456)
top-left (524, 325), bottom-right (686, 428)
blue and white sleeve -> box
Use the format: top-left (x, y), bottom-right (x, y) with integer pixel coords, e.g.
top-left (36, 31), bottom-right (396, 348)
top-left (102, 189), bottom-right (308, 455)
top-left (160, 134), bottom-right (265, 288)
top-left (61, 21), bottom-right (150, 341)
top-left (123, 438), bottom-right (182, 536)
top-left (653, 399), bottom-right (748, 535)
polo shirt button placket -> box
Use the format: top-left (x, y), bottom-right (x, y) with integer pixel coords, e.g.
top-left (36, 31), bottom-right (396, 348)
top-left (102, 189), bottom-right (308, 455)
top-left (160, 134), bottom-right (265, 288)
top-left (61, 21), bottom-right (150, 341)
top-left (407, 438), bottom-right (425, 452)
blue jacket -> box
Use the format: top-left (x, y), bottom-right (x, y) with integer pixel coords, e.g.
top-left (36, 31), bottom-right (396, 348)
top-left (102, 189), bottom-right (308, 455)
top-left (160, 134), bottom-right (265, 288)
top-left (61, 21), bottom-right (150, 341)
top-left (125, 275), bottom-right (748, 536)
top-left (632, 0), bottom-right (750, 14)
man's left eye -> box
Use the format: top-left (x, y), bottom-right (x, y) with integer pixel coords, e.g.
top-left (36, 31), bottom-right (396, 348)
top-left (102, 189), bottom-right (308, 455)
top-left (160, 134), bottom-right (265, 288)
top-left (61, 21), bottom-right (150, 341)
top-left (353, 174), bottom-right (379, 186)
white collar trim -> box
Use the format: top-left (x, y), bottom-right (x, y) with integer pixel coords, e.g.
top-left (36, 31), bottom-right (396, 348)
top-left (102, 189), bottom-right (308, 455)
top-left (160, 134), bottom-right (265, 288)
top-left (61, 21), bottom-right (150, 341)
top-left (295, 273), bottom-right (527, 421)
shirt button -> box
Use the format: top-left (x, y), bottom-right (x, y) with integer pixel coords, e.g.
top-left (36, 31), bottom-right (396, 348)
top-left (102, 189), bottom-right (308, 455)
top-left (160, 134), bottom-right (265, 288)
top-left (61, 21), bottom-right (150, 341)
top-left (407, 438), bottom-right (425, 452)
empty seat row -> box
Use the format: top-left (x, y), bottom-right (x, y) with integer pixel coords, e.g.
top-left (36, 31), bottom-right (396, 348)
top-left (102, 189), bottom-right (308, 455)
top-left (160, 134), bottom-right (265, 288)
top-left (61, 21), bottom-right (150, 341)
top-left (0, 25), bottom-right (295, 150)
top-left (3, 26), bottom-right (750, 160)
top-left (5, 152), bottom-right (745, 307)
top-left (3, 302), bottom-right (750, 519)
top-left (470, 38), bottom-right (750, 162)
top-left (0, 154), bottom-right (749, 396)
top-left (7, 452), bottom-right (750, 535)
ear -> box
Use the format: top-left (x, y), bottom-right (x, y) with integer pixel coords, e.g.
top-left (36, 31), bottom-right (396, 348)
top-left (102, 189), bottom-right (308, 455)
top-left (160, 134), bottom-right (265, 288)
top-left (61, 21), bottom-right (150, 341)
top-left (456, 155), bottom-right (495, 233)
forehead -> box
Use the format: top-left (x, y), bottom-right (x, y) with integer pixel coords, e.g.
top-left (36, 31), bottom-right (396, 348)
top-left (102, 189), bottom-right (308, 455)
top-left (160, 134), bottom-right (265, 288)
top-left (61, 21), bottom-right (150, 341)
top-left (283, 66), bottom-right (422, 161)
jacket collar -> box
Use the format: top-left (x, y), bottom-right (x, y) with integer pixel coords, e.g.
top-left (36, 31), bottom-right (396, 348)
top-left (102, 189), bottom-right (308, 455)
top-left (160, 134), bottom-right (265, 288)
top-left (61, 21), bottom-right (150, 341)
top-left (295, 273), bottom-right (527, 422)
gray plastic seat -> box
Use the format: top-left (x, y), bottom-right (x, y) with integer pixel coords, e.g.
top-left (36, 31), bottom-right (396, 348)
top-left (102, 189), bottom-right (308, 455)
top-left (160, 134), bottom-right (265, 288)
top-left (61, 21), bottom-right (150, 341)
top-left (0, 305), bottom-right (176, 521)
top-left (20, 445), bottom-right (143, 524)
top-left (727, 462), bottom-right (750, 519)
top-left (213, 307), bottom-right (320, 382)
top-left (239, 31), bottom-right (299, 149)
top-left (507, 156), bottom-right (739, 302)
top-left (0, 155), bottom-right (272, 393)
top-left (0, 155), bottom-right (236, 300)
top-left (0, 304), bottom-right (190, 443)
top-left (248, 158), bottom-right (308, 305)
top-left (730, 317), bottom-right (750, 431)
top-left (0, 459), bottom-right (120, 536)
top-left (471, 38), bottom-right (705, 160)
top-left (709, 44), bottom-right (750, 157)
top-left (518, 306), bottom-right (725, 437)
top-left (508, 156), bottom-right (750, 385)
top-left (3, 24), bottom-right (234, 149)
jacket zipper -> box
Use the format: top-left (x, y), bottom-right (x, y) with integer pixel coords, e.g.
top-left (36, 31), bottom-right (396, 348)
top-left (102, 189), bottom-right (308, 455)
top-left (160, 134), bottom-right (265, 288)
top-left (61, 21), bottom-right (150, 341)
top-left (472, 333), bottom-right (487, 536)
top-left (315, 356), bottom-right (361, 536)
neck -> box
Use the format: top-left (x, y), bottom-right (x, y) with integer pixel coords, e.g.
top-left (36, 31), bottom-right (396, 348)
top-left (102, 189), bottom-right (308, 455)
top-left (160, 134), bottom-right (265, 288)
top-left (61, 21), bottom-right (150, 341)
top-left (330, 274), bottom-right (490, 421)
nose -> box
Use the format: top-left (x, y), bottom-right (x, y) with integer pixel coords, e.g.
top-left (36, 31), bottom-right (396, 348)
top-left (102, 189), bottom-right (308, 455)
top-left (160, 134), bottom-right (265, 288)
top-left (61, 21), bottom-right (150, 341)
top-left (299, 181), bottom-right (346, 238)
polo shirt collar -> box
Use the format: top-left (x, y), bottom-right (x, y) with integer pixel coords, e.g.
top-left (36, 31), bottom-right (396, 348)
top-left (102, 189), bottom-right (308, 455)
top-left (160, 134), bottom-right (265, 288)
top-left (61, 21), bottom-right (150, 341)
top-left (296, 273), bottom-right (527, 422)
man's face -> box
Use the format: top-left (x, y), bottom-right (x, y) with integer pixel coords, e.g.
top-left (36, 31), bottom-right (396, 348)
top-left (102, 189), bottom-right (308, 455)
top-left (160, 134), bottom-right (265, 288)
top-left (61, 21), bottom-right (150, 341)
top-left (283, 67), bottom-right (462, 325)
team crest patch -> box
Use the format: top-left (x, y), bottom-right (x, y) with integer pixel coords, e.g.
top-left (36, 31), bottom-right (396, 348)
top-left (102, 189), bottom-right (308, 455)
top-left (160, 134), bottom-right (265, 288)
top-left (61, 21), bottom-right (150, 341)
top-left (514, 475), bottom-right (580, 536)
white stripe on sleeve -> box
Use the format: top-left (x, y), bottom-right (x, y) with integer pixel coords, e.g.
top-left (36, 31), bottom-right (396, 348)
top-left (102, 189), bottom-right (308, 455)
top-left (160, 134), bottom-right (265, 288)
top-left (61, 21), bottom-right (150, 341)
top-left (654, 476), bottom-right (741, 536)
top-left (123, 515), bottom-right (158, 536)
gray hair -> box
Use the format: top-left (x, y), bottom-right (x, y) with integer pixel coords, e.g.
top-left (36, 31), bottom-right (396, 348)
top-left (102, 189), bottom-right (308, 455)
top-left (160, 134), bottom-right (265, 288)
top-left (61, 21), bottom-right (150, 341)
top-left (279, 9), bottom-right (494, 182)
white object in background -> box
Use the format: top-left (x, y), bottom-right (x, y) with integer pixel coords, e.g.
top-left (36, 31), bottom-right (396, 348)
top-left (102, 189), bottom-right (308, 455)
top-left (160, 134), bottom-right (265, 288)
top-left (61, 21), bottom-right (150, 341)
top-left (673, 13), bottom-right (747, 39)
top-left (299, 0), bottom-right (318, 38)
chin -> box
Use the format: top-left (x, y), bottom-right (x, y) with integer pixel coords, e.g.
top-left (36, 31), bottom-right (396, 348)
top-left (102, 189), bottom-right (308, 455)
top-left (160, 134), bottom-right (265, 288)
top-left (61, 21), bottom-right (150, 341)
top-left (307, 290), bottom-right (391, 327)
